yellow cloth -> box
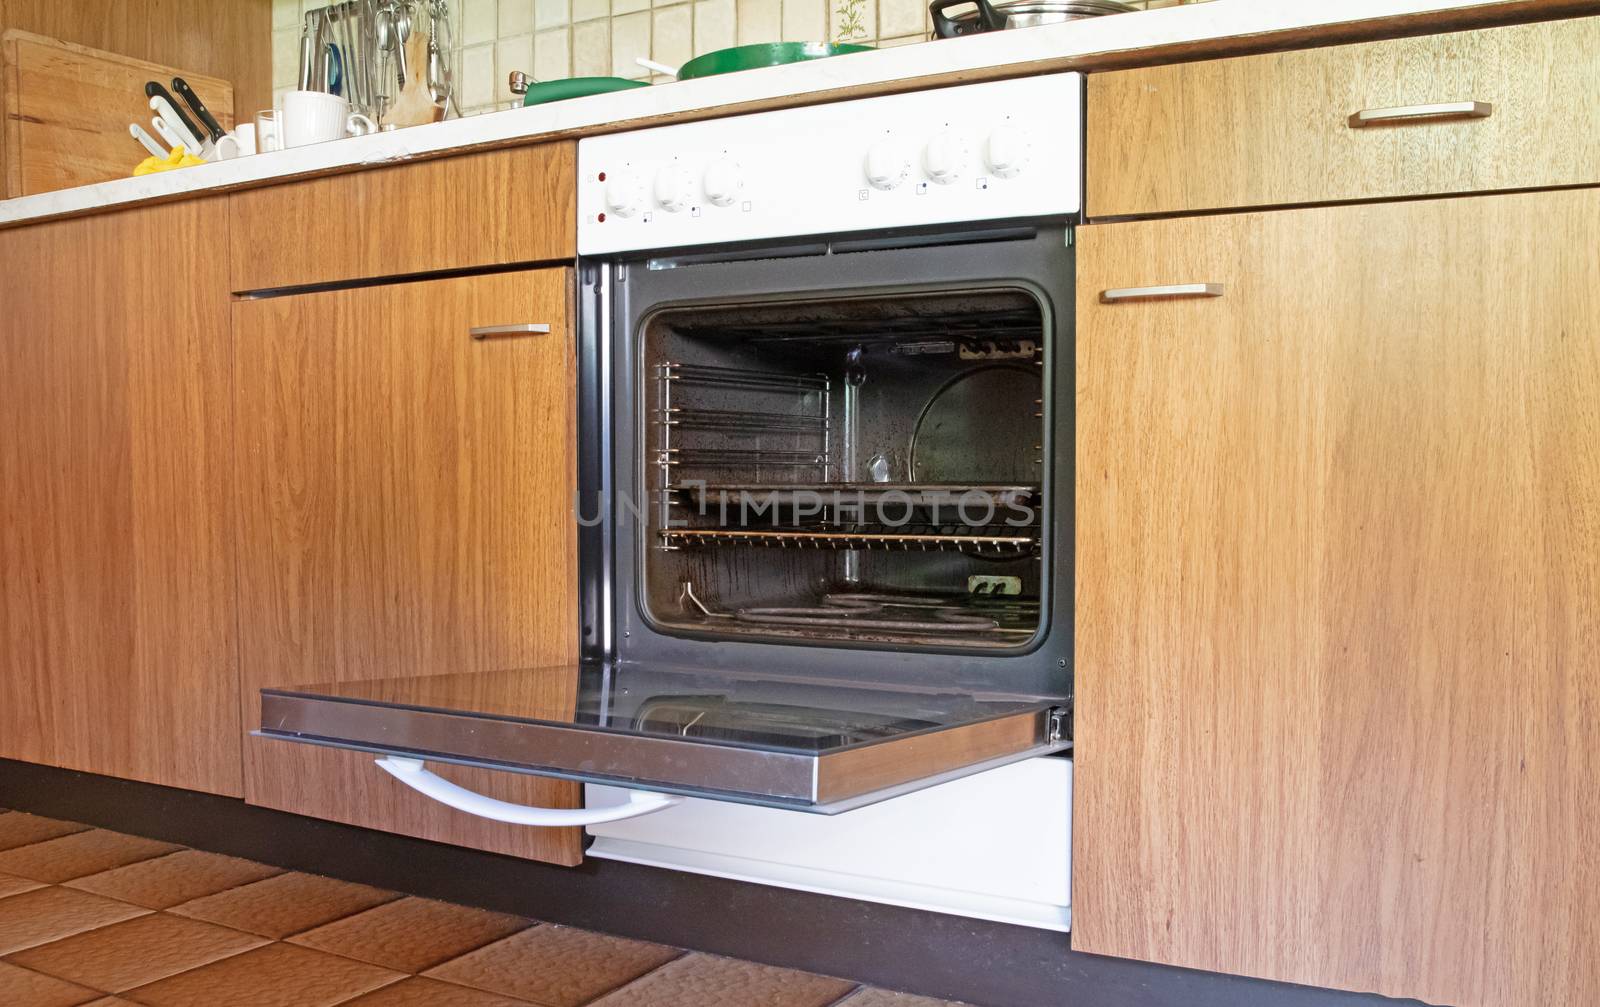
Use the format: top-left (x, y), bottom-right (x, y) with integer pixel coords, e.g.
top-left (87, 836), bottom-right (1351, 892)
top-left (134, 146), bottom-right (206, 176)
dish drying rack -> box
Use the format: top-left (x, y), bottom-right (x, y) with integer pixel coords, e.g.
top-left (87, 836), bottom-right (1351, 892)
top-left (652, 362), bottom-right (1040, 557)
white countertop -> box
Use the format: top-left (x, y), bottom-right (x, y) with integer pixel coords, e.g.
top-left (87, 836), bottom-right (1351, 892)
top-left (0, 0), bottom-right (1533, 228)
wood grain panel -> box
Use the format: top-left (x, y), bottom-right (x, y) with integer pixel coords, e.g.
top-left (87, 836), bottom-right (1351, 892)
top-left (0, 0), bottom-right (271, 115)
top-left (232, 268), bottom-right (583, 866)
top-left (0, 199), bottom-right (241, 795)
top-left (1073, 189), bottom-right (1600, 1006)
top-left (227, 144), bottom-right (576, 293)
top-left (1087, 18), bottom-right (1600, 218)
top-left (2, 31), bottom-right (233, 197)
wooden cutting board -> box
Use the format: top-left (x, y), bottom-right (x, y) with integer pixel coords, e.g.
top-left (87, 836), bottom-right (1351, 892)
top-left (2, 30), bottom-right (234, 197)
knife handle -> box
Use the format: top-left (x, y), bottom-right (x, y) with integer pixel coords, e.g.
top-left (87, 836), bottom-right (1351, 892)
top-left (145, 82), bottom-right (206, 150)
top-left (171, 77), bottom-right (226, 143)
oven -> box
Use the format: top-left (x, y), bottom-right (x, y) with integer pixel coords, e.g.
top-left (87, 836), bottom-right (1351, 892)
top-left (258, 74), bottom-right (1081, 857)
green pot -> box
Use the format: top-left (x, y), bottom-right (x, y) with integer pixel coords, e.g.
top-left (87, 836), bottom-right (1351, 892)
top-left (521, 76), bottom-right (649, 106)
top-left (675, 42), bottom-right (875, 80)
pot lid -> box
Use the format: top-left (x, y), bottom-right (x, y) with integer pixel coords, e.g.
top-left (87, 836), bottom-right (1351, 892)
top-left (946, 0), bottom-right (1136, 19)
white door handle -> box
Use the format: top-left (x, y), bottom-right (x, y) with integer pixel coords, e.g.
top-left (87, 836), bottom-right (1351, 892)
top-left (1100, 283), bottom-right (1224, 304)
top-left (1347, 100), bottom-right (1492, 128)
top-left (375, 757), bottom-right (682, 826)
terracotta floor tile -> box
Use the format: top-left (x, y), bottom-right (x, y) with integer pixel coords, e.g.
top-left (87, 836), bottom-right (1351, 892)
top-left (0, 871), bottom-right (43, 899)
top-left (0, 886), bottom-right (150, 955)
top-left (8, 911), bottom-right (268, 993)
top-left (0, 812), bottom-right (91, 852)
top-left (168, 871), bottom-right (399, 939)
top-left (335, 976), bottom-right (537, 1007)
top-left (0, 829), bottom-right (181, 883)
top-left (66, 850), bottom-right (283, 910)
top-left (0, 960), bottom-right (100, 1007)
top-left (424, 925), bottom-right (682, 1007)
top-left (121, 943), bottom-right (401, 1007)
top-left (591, 953), bottom-right (857, 1007)
top-left (288, 895), bottom-right (530, 973)
top-left (836, 989), bottom-right (971, 1007)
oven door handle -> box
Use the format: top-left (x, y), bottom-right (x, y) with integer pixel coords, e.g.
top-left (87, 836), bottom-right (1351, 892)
top-left (375, 757), bottom-right (682, 826)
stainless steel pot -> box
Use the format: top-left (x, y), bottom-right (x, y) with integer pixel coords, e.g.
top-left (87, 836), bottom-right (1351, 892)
top-left (929, 0), bottom-right (1135, 38)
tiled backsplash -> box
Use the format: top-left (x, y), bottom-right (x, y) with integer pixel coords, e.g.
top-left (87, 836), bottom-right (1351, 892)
top-left (271, 0), bottom-right (1205, 118)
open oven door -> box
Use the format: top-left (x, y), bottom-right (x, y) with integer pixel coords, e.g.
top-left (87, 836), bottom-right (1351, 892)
top-left (257, 663), bottom-right (1067, 815)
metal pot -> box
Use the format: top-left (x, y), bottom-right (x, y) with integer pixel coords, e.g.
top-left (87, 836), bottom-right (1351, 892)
top-left (929, 0), bottom-right (1135, 38)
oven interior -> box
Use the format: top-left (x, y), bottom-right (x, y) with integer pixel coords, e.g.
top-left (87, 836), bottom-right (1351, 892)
top-left (639, 287), bottom-right (1048, 652)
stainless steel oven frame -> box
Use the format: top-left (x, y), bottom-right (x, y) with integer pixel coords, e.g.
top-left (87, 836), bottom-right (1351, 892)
top-left (585, 224), bottom-right (1076, 702)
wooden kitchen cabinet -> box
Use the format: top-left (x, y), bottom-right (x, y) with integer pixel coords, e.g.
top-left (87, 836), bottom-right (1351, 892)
top-left (227, 143), bottom-right (576, 293)
top-left (231, 267), bottom-right (584, 866)
top-left (1087, 18), bottom-right (1600, 218)
top-left (1073, 188), bottom-right (1599, 1006)
top-left (0, 200), bottom-right (242, 796)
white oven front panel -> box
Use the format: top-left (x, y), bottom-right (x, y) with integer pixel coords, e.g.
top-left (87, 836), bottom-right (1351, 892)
top-left (586, 756), bottom-right (1071, 931)
top-left (577, 73), bottom-right (1082, 255)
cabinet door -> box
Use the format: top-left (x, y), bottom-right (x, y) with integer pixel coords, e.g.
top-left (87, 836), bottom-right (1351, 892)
top-left (233, 268), bottom-right (583, 866)
top-left (0, 200), bottom-right (241, 795)
top-left (1074, 189), bottom-right (1599, 1006)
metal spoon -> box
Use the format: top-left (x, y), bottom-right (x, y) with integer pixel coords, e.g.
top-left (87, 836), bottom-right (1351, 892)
top-left (393, 2), bottom-right (411, 88)
top-left (374, 2), bottom-right (395, 114)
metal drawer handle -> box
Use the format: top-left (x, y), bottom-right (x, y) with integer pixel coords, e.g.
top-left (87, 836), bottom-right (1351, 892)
top-left (470, 323), bottom-right (552, 340)
top-left (375, 756), bottom-right (682, 826)
top-left (1100, 283), bottom-right (1224, 304)
top-left (1348, 100), bottom-right (1492, 128)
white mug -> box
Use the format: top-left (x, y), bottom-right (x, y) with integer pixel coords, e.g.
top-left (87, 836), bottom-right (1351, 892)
top-left (231, 123), bottom-right (258, 157)
top-left (281, 90), bottom-right (376, 148)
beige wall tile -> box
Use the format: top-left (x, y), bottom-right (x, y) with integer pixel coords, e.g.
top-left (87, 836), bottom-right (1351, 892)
top-left (500, 0), bottom-right (537, 34)
top-left (830, 0), bottom-right (875, 42)
top-left (736, 0), bottom-right (780, 43)
top-left (271, 27), bottom-right (300, 90)
top-left (273, 0), bottom-right (303, 30)
top-left (610, 10), bottom-right (653, 76)
top-left (780, 0), bottom-right (825, 42)
top-left (876, 0), bottom-right (923, 39)
top-left (536, 0), bottom-right (572, 27)
top-left (694, 0), bottom-right (736, 53)
top-left (573, 19), bottom-right (612, 74)
top-left (460, 42), bottom-right (498, 107)
top-left (496, 35), bottom-right (536, 98)
top-left (269, 0), bottom-right (1039, 118)
top-left (535, 28), bottom-right (573, 79)
top-left (462, 0), bottom-right (500, 44)
top-left (652, 5), bottom-right (693, 68)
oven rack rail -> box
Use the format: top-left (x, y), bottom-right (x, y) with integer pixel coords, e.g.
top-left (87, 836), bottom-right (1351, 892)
top-left (657, 526), bottom-right (1039, 556)
top-left (666, 482), bottom-right (1040, 513)
top-left (655, 362), bottom-right (832, 484)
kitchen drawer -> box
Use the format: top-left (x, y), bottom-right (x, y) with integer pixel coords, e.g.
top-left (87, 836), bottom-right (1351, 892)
top-left (228, 142), bottom-right (575, 292)
top-left (1087, 18), bottom-right (1600, 218)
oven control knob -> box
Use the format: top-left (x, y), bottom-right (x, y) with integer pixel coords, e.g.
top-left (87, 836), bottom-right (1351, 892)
top-left (703, 158), bottom-right (744, 207)
top-left (653, 163), bottom-right (695, 213)
top-left (985, 124), bottom-right (1031, 178)
top-left (923, 130), bottom-right (969, 185)
top-left (864, 140), bottom-right (910, 190)
top-left (604, 170), bottom-right (645, 218)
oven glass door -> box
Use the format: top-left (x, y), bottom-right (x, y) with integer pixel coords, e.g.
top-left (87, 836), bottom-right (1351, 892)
top-left (258, 664), bottom-right (1066, 813)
